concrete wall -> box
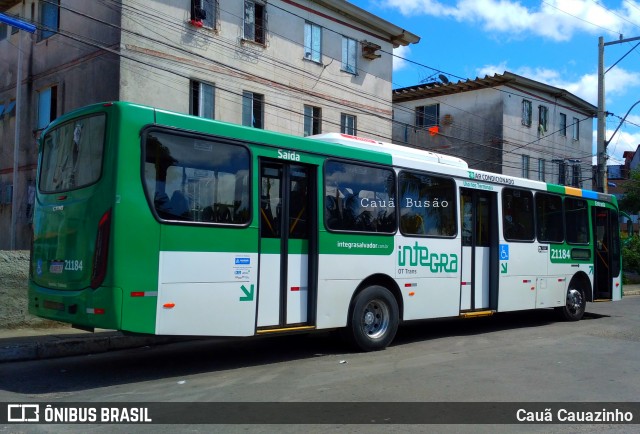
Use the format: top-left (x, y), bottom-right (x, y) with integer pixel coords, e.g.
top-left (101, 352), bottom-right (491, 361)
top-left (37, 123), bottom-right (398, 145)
top-left (0, 250), bottom-right (61, 328)
top-left (119, 0), bottom-right (395, 139)
top-left (393, 87), bottom-right (504, 173)
top-left (500, 85), bottom-right (593, 189)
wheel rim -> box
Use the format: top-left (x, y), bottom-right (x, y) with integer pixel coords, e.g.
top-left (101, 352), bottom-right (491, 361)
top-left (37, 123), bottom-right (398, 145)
top-left (566, 288), bottom-right (583, 314)
top-left (360, 298), bottom-right (390, 339)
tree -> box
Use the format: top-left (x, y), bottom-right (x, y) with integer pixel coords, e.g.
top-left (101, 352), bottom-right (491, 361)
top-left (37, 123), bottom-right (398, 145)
top-left (619, 169), bottom-right (640, 214)
top-left (623, 235), bottom-right (640, 274)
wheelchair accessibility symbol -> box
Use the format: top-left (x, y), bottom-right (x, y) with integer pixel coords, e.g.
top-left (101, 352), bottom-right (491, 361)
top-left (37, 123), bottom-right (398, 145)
top-left (500, 244), bottom-right (509, 260)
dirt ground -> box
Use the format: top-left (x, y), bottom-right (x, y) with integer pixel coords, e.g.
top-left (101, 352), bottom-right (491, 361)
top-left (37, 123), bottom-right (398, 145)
top-left (0, 250), bottom-right (63, 329)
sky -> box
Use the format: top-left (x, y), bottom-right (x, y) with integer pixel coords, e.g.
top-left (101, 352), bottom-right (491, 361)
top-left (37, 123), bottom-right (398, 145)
top-left (350, 0), bottom-right (640, 166)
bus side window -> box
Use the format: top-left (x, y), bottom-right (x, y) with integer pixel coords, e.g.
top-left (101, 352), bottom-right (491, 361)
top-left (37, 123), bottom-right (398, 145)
top-left (325, 195), bottom-right (341, 227)
top-left (169, 190), bottom-right (190, 218)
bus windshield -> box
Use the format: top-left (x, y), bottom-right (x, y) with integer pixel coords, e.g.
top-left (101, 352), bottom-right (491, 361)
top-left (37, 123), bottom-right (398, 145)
top-left (39, 114), bottom-right (106, 193)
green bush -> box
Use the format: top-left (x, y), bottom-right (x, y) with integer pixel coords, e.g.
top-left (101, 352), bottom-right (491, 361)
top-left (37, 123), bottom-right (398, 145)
top-left (622, 235), bottom-right (640, 274)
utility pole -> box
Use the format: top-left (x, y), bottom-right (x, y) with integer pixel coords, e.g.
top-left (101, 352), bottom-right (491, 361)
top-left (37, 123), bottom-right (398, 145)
top-left (0, 12), bottom-right (36, 249)
top-left (597, 37), bottom-right (606, 193)
top-left (596, 34), bottom-right (640, 193)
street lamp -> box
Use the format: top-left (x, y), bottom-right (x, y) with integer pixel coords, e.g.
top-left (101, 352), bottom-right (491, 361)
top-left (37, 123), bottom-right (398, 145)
top-left (0, 12), bottom-right (36, 250)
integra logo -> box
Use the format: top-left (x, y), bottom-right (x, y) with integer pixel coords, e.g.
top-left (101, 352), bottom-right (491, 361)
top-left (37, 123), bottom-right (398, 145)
top-left (398, 242), bottom-right (458, 273)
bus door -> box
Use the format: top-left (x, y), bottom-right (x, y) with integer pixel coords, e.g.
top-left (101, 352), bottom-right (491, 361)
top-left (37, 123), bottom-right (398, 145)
top-left (257, 160), bottom-right (317, 329)
top-left (460, 189), bottom-right (498, 311)
top-left (593, 208), bottom-right (620, 300)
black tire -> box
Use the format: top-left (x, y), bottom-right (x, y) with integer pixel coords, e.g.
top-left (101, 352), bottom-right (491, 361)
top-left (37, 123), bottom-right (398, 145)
top-left (557, 286), bottom-right (586, 321)
top-left (346, 285), bottom-right (399, 352)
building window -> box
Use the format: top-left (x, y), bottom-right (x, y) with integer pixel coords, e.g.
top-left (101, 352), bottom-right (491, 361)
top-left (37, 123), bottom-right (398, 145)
top-left (341, 113), bottom-right (356, 135)
top-left (191, 0), bottom-right (217, 29)
top-left (572, 117), bottom-right (579, 140)
top-left (0, 23), bottom-right (7, 40)
top-left (190, 80), bottom-right (215, 119)
top-left (538, 105), bottom-right (548, 133)
top-left (39, 0), bottom-right (60, 41)
top-left (303, 105), bottom-right (321, 136)
top-left (37, 86), bottom-right (58, 130)
top-left (522, 155), bottom-right (530, 179)
top-left (557, 160), bottom-right (566, 185)
top-left (559, 113), bottom-right (567, 136)
top-left (415, 104), bottom-right (439, 128)
top-left (242, 91), bottom-right (264, 129)
top-left (571, 163), bottom-right (582, 187)
top-left (341, 36), bottom-right (357, 74)
top-left (538, 159), bottom-right (545, 181)
top-left (243, 1), bottom-right (265, 44)
top-left (304, 22), bottom-right (322, 63)
top-left (522, 99), bottom-right (532, 127)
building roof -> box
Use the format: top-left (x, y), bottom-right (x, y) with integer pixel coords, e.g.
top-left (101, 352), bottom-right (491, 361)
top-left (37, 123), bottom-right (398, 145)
top-left (393, 71), bottom-right (597, 116)
top-left (314, 0), bottom-right (420, 47)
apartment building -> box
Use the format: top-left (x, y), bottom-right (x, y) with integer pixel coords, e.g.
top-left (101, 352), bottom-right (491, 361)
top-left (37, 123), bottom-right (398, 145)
top-left (392, 72), bottom-right (596, 189)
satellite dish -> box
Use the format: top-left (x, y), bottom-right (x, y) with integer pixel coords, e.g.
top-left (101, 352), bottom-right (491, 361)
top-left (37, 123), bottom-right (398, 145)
top-left (438, 74), bottom-right (450, 84)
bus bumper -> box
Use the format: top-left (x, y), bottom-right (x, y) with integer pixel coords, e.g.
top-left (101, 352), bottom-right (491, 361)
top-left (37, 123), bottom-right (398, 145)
top-left (28, 283), bottom-right (123, 330)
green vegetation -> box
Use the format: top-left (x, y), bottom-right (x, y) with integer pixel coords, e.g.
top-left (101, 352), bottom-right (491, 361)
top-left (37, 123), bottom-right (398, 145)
top-left (623, 235), bottom-right (640, 275)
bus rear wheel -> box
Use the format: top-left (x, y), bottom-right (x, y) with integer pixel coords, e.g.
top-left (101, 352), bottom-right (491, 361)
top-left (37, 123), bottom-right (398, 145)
top-left (347, 285), bottom-right (399, 352)
top-left (557, 286), bottom-right (586, 321)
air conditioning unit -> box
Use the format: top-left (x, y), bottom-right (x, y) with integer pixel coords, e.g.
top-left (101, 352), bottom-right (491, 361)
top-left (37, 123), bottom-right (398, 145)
top-left (361, 41), bottom-right (381, 60)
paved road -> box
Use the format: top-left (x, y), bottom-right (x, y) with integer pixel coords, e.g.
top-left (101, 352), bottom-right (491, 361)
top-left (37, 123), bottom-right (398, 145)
top-left (0, 297), bottom-right (638, 433)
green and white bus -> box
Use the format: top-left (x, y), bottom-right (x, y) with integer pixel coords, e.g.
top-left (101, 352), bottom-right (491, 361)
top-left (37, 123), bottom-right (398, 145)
top-left (29, 102), bottom-right (622, 351)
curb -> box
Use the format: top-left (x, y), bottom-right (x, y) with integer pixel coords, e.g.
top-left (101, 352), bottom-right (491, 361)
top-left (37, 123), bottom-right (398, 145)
top-left (0, 333), bottom-right (190, 363)
top-left (2, 292), bottom-right (638, 363)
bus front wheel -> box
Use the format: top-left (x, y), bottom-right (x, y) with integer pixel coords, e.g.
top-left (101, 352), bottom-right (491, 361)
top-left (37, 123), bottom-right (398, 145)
top-left (347, 285), bottom-right (399, 352)
top-left (557, 286), bottom-right (586, 321)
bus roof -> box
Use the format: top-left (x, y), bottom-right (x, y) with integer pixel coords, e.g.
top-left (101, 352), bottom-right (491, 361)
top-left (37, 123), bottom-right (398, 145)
top-left (308, 133), bottom-right (468, 169)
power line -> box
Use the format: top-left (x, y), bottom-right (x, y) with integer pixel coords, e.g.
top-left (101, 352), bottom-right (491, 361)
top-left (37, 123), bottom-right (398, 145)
top-left (10, 0), bottom-right (598, 180)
